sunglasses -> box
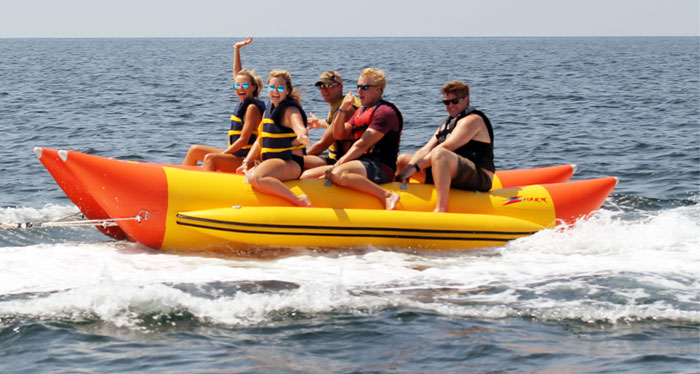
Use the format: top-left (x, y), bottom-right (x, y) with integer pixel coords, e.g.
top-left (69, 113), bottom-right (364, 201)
top-left (318, 83), bottom-right (338, 89)
top-left (442, 98), bottom-right (462, 105)
top-left (268, 85), bottom-right (286, 93)
top-left (234, 83), bottom-right (250, 89)
top-left (357, 84), bottom-right (378, 91)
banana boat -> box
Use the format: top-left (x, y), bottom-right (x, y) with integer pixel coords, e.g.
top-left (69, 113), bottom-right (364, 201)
top-left (35, 147), bottom-right (615, 252)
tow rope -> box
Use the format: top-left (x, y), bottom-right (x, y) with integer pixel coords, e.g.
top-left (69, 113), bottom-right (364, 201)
top-left (1, 210), bottom-right (150, 229)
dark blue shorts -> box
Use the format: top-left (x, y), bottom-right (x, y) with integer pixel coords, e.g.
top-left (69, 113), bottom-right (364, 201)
top-left (359, 159), bottom-right (394, 184)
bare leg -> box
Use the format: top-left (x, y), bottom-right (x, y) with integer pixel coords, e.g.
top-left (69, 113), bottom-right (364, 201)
top-left (297, 194), bottom-right (312, 207)
top-left (203, 153), bottom-right (244, 172)
top-left (249, 158), bottom-right (312, 207)
top-left (183, 144), bottom-right (223, 166)
top-left (301, 165), bottom-right (333, 179)
top-left (330, 161), bottom-right (400, 210)
top-left (303, 155), bottom-right (328, 170)
top-left (430, 148), bottom-right (459, 213)
top-left (385, 192), bottom-right (400, 210)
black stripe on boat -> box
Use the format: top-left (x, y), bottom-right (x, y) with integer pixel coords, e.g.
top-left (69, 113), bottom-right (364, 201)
top-left (175, 213), bottom-right (538, 242)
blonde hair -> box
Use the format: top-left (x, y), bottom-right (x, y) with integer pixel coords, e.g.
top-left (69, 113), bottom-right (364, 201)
top-left (236, 69), bottom-right (264, 98)
top-left (268, 70), bottom-right (305, 104)
top-left (360, 68), bottom-right (387, 90)
top-left (441, 81), bottom-right (470, 98)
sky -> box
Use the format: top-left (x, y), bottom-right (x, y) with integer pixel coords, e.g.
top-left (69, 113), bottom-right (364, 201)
top-left (1, 0), bottom-right (698, 38)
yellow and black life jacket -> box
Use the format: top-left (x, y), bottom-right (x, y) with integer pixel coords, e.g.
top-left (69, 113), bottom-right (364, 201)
top-left (229, 98), bottom-right (265, 157)
top-left (260, 98), bottom-right (308, 160)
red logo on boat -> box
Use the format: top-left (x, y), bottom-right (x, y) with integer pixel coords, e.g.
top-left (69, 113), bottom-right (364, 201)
top-left (502, 196), bottom-right (548, 206)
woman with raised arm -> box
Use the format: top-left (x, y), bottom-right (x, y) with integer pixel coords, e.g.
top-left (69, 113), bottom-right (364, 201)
top-left (183, 37), bottom-right (264, 172)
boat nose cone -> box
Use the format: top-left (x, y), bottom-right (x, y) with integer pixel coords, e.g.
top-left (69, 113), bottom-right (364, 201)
top-left (34, 147), bottom-right (43, 158)
top-left (570, 164), bottom-right (578, 175)
top-left (58, 150), bottom-right (68, 162)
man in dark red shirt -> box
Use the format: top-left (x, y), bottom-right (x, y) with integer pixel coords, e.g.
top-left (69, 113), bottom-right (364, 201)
top-left (327, 68), bottom-right (403, 210)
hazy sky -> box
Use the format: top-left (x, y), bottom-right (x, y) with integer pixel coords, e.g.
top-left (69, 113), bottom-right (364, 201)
top-left (2, 0), bottom-right (698, 38)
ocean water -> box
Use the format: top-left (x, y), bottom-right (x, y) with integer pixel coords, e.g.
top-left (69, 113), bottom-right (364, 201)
top-left (0, 37), bottom-right (698, 373)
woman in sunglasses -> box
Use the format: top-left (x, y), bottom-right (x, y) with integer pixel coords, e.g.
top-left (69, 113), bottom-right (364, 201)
top-left (183, 37), bottom-right (264, 172)
top-left (395, 81), bottom-right (495, 213)
top-left (326, 68), bottom-right (404, 210)
top-left (239, 70), bottom-right (313, 207)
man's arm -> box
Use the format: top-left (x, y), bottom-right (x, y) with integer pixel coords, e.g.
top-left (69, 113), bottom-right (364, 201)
top-left (333, 92), bottom-right (358, 141)
top-left (335, 128), bottom-right (385, 166)
top-left (435, 115), bottom-right (487, 152)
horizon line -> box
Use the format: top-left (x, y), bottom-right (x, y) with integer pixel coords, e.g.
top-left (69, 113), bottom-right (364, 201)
top-left (2, 35), bottom-right (698, 39)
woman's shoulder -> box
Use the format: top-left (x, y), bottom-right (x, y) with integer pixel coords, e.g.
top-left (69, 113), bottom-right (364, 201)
top-left (244, 98), bottom-right (265, 113)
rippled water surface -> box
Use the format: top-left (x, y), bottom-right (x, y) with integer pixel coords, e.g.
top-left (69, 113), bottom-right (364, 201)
top-left (1, 37), bottom-right (698, 373)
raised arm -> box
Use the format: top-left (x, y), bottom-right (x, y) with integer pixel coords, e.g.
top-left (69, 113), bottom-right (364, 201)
top-left (233, 37), bottom-right (253, 78)
top-left (333, 92), bottom-right (358, 140)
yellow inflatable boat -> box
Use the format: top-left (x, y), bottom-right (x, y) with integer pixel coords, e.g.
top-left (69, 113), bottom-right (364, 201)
top-left (35, 147), bottom-right (615, 252)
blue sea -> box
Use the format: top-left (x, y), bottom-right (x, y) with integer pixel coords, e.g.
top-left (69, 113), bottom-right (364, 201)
top-left (0, 37), bottom-right (698, 373)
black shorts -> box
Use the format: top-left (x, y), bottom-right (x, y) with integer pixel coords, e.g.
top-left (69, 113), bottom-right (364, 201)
top-left (425, 155), bottom-right (492, 192)
top-left (291, 154), bottom-right (305, 178)
top-left (319, 154), bottom-right (338, 166)
top-left (359, 159), bottom-right (394, 184)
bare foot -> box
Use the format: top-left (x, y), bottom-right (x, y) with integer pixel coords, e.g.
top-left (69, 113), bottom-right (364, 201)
top-left (385, 192), bottom-right (400, 210)
top-left (433, 207), bottom-right (448, 213)
top-left (296, 194), bottom-right (312, 207)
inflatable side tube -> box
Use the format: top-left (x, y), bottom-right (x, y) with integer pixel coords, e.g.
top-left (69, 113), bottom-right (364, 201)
top-left (544, 176), bottom-right (618, 224)
top-left (175, 206), bottom-right (545, 250)
top-left (492, 164), bottom-right (577, 189)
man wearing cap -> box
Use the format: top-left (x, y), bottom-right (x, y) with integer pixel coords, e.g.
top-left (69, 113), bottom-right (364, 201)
top-left (301, 71), bottom-right (360, 178)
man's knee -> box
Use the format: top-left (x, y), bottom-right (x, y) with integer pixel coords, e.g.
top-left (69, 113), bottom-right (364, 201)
top-left (330, 165), bottom-right (357, 185)
top-left (431, 148), bottom-right (454, 164)
top-left (397, 153), bottom-right (412, 166)
top-left (329, 168), bottom-right (345, 184)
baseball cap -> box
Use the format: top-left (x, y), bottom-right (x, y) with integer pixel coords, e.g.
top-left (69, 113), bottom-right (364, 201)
top-left (315, 71), bottom-right (343, 87)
